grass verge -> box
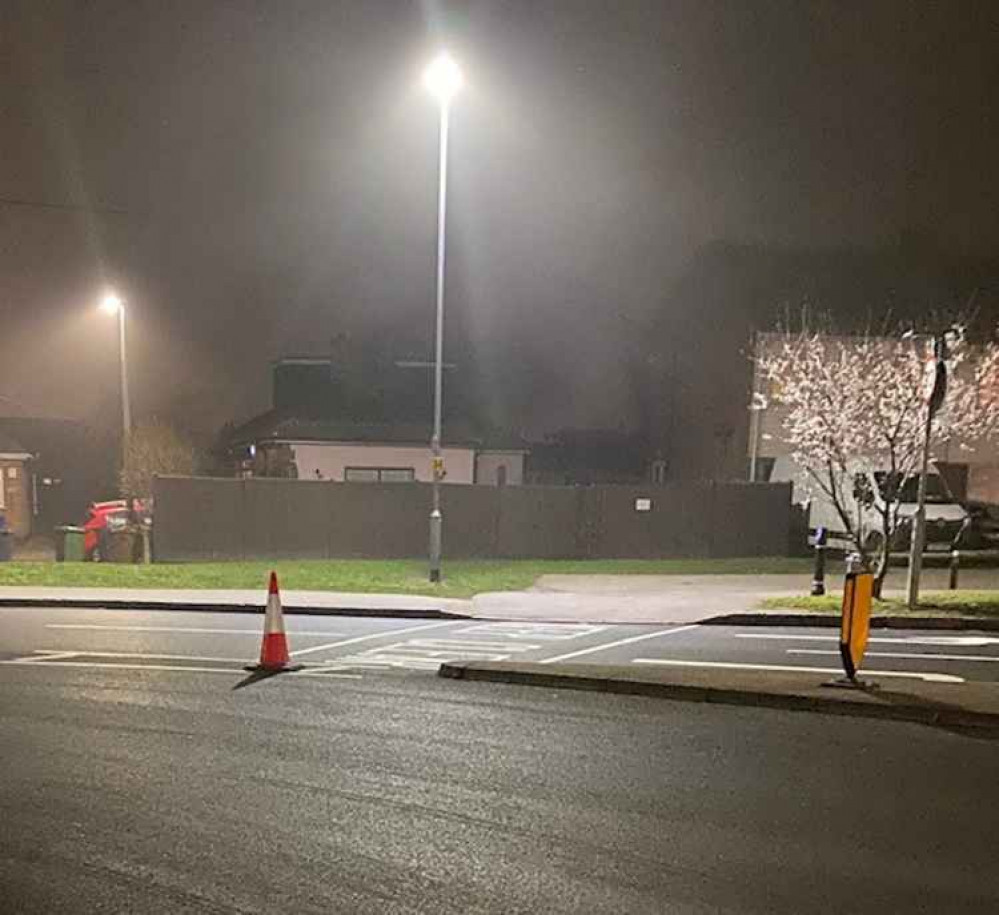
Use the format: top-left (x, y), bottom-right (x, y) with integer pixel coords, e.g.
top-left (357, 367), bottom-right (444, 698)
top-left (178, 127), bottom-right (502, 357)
top-left (0, 556), bottom-right (811, 599)
top-left (760, 592), bottom-right (999, 619)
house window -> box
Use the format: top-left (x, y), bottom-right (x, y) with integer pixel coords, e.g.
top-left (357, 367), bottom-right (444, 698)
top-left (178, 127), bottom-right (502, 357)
top-left (344, 467), bottom-right (415, 483)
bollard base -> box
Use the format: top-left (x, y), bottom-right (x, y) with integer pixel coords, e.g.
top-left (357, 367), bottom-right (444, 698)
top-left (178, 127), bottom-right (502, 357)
top-left (810, 582), bottom-right (826, 596)
top-left (822, 676), bottom-right (878, 691)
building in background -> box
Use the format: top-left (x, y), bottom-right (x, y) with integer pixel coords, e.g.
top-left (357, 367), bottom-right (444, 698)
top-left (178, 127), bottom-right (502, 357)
top-left (0, 411), bottom-right (111, 537)
top-left (637, 241), bottom-right (999, 483)
top-left (223, 355), bottom-right (527, 485)
top-left (748, 331), bottom-right (999, 502)
top-left (0, 432), bottom-right (33, 537)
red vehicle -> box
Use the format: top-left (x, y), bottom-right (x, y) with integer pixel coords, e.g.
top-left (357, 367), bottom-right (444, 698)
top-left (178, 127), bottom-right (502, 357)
top-left (82, 499), bottom-right (150, 560)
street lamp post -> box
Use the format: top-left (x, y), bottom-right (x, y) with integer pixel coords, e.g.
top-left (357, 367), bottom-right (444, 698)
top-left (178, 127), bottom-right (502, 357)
top-left (100, 291), bottom-right (132, 469)
top-left (748, 393), bottom-right (768, 482)
top-left (905, 330), bottom-right (949, 609)
top-left (422, 53), bottom-right (462, 584)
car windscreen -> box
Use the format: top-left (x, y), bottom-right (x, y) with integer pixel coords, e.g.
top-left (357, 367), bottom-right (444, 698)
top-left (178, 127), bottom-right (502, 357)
top-left (874, 471), bottom-right (952, 504)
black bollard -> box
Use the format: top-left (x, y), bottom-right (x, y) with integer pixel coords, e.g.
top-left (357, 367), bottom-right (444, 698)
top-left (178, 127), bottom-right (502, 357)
top-left (811, 527), bottom-right (828, 596)
top-left (949, 549), bottom-right (960, 590)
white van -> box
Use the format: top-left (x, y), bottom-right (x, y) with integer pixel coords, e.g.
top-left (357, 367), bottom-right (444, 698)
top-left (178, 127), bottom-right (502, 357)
top-left (770, 456), bottom-right (968, 553)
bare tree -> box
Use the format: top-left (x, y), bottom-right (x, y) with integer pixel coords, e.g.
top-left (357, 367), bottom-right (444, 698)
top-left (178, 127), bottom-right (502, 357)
top-left (121, 420), bottom-right (199, 498)
top-left (758, 328), bottom-right (999, 596)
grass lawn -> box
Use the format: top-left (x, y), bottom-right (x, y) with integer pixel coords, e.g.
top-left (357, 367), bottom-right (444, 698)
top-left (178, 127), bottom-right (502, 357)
top-left (760, 592), bottom-right (999, 619)
top-left (0, 556), bottom-right (812, 599)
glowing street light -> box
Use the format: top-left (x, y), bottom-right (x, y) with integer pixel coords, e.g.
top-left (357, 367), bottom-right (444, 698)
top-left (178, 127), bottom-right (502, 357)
top-left (100, 291), bottom-right (124, 315)
top-left (422, 53), bottom-right (463, 104)
top-left (422, 52), bottom-right (463, 584)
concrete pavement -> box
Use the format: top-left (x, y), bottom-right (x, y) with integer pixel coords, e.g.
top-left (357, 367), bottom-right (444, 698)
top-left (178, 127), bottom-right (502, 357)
top-left (2, 563), bottom-right (999, 625)
top-left (0, 585), bottom-right (471, 617)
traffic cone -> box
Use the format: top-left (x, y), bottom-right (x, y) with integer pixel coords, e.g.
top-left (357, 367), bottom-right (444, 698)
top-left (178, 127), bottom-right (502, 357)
top-left (256, 571), bottom-right (291, 670)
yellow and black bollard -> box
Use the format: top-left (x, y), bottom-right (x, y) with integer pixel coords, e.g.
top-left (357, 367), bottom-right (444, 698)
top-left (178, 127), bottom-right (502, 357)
top-left (825, 555), bottom-right (876, 689)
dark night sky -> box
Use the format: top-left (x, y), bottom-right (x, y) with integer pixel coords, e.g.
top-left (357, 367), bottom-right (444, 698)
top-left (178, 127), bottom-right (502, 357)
top-left (2, 0), bottom-right (998, 442)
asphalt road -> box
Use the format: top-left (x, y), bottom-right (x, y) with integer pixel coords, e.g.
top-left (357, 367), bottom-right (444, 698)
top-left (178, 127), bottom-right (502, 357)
top-left (2, 606), bottom-right (999, 913)
top-left (3, 605), bottom-right (998, 684)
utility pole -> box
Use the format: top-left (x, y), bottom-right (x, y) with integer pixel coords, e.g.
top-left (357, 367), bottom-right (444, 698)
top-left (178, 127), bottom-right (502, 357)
top-left (906, 332), bottom-right (948, 609)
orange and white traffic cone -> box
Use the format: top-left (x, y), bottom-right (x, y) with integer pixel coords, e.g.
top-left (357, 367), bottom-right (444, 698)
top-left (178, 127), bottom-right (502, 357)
top-left (255, 571), bottom-right (291, 671)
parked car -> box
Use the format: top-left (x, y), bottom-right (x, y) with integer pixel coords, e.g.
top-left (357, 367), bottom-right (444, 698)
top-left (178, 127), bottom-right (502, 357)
top-left (958, 500), bottom-right (999, 551)
top-left (770, 457), bottom-right (968, 553)
top-left (82, 499), bottom-right (151, 561)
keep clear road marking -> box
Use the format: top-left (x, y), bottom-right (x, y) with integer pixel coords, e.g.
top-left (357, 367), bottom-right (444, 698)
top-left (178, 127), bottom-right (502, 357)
top-left (45, 624), bottom-right (347, 637)
top-left (458, 622), bottom-right (608, 640)
top-left (288, 620), bottom-right (461, 658)
top-left (735, 633), bottom-right (999, 648)
top-left (787, 649), bottom-right (999, 663)
top-left (632, 658), bottom-right (964, 684)
top-left (539, 625), bottom-right (699, 665)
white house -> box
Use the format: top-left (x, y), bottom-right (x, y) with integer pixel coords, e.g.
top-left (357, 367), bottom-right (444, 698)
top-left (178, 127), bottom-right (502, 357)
top-left (233, 419), bottom-right (526, 486)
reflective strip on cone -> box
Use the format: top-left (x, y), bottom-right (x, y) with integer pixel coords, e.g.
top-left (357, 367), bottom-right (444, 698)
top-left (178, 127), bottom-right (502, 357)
top-left (258, 572), bottom-right (290, 669)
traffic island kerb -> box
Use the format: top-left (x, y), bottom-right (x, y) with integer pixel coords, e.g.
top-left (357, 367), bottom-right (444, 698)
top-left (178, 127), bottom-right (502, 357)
top-left (438, 660), bottom-right (999, 736)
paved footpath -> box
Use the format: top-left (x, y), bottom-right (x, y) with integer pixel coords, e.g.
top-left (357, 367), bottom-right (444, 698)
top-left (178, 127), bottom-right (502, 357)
top-left (2, 565), bottom-right (998, 625)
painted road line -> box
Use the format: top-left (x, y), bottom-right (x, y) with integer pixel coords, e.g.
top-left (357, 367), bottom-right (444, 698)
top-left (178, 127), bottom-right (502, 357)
top-left (324, 637), bottom-right (538, 670)
top-left (24, 649), bottom-right (251, 663)
top-left (403, 638), bottom-right (541, 651)
top-left (45, 624), bottom-right (347, 637)
top-left (787, 649), bottom-right (999, 663)
top-left (16, 650), bottom-right (82, 662)
top-left (632, 657), bottom-right (964, 684)
top-left (736, 633), bottom-right (999, 647)
top-left (289, 620), bottom-right (460, 658)
top-left (539, 626), bottom-right (699, 665)
top-left (0, 659), bottom-right (361, 678)
top-left (458, 622), bottom-right (608, 640)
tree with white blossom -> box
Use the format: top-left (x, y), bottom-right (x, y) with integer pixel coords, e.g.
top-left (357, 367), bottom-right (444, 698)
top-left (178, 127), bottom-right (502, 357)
top-left (758, 327), bottom-right (999, 596)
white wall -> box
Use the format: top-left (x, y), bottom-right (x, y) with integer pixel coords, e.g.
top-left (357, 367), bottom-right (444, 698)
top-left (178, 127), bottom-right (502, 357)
top-left (288, 442), bottom-right (476, 483)
top-left (475, 451), bottom-right (525, 485)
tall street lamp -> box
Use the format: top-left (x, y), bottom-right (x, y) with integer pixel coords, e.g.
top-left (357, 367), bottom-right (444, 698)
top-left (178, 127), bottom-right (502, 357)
top-left (100, 290), bottom-right (132, 468)
top-left (422, 52), bottom-right (462, 583)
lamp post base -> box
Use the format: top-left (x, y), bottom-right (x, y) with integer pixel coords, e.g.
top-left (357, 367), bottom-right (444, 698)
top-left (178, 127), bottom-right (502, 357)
top-left (428, 508), bottom-right (442, 583)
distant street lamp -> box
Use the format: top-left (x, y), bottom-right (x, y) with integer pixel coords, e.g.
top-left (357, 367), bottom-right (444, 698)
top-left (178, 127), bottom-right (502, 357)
top-left (423, 52), bottom-right (463, 583)
top-left (100, 290), bottom-right (132, 466)
top-left (747, 392), bottom-right (768, 482)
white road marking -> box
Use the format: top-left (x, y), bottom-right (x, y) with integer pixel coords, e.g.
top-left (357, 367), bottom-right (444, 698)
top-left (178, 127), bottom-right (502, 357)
top-left (403, 638), bottom-right (541, 651)
top-left (632, 657), bottom-right (964, 683)
top-left (289, 620), bottom-right (459, 657)
top-left (45, 623), bottom-right (346, 637)
top-left (736, 633), bottom-right (999, 647)
top-left (458, 622), bottom-right (608, 640)
top-left (19, 650), bottom-right (82, 661)
top-left (540, 626), bottom-right (699, 664)
top-left (323, 637), bottom-right (540, 671)
top-left (0, 659), bottom-right (361, 678)
top-left (788, 649), bottom-right (999, 663)
top-left (25, 649), bottom-right (250, 663)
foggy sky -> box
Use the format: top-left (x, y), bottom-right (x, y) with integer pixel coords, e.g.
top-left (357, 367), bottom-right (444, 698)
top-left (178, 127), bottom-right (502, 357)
top-left (1, 0), bottom-right (997, 442)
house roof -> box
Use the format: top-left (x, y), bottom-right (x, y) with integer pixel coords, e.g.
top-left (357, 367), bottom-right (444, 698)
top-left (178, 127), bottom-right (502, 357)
top-left (0, 431), bottom-right (32, 459)
top-left (224, 410), bottom-right (528, 452)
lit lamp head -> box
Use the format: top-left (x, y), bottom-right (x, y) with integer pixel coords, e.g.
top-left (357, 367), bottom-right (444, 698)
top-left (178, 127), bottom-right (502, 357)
top-left (423, 53), bottom-right (463, 104)
top-left (100, 291), bottom-right (124, 315)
